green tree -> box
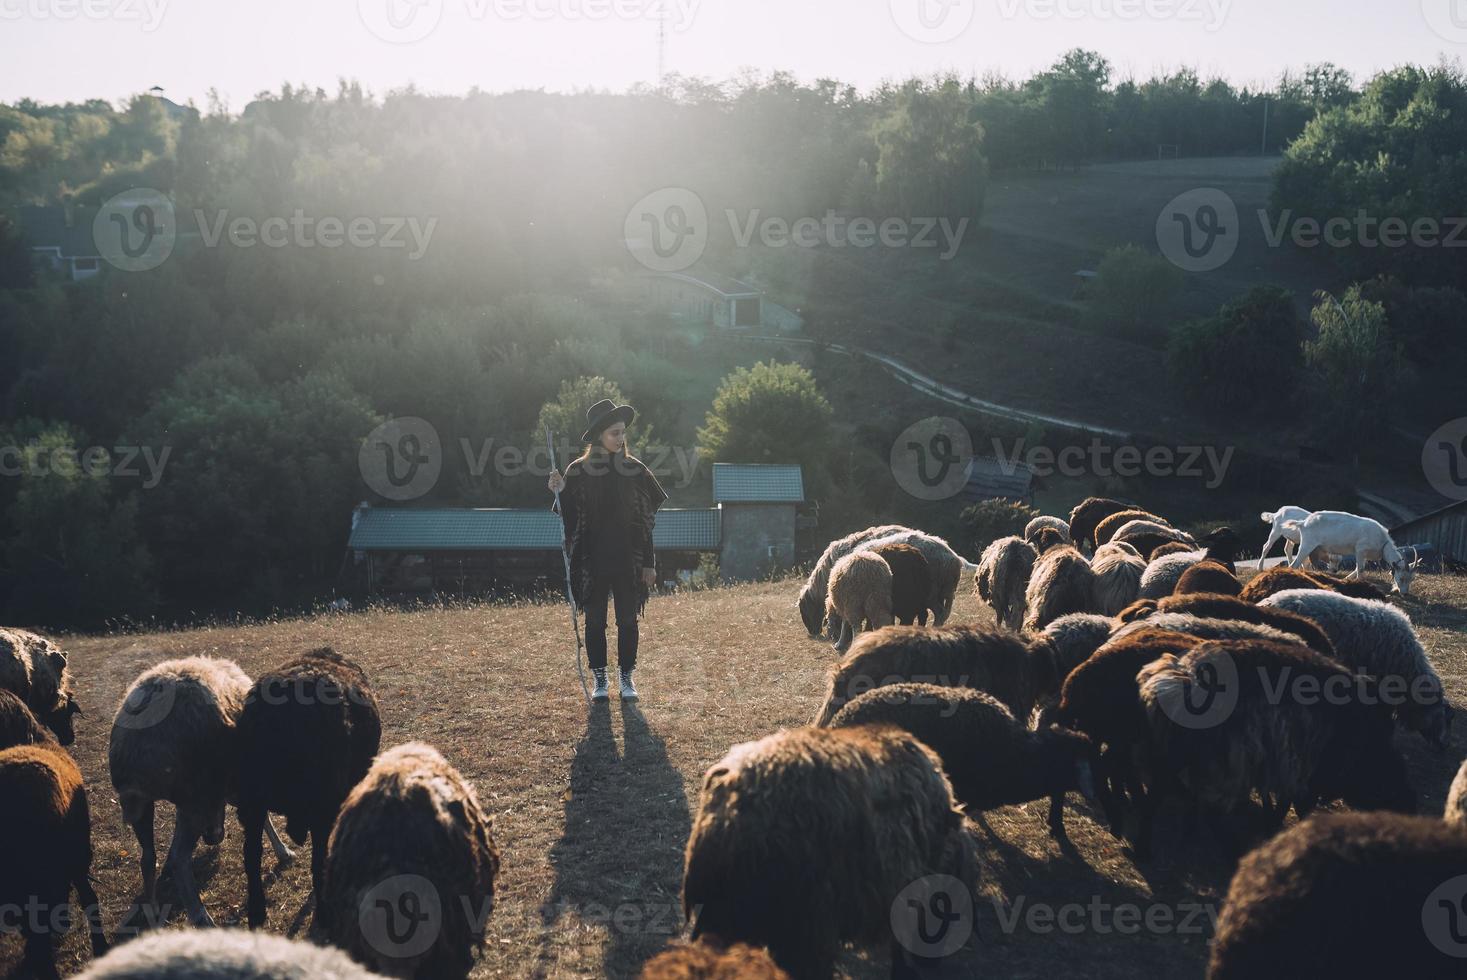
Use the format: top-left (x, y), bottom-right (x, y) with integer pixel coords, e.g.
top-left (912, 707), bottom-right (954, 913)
top-left (1168, 286), bottom-right (1305, 418)
top-left (1304, 286), bottom-right (1406, 447)
top-left (1087, 245), bottom-right (1183, 344)
top-left (697, 361), bottom-right (834, 471)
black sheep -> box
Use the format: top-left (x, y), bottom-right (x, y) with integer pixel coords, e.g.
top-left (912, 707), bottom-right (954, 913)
top-left (869, 541), bottom-right (932, 626)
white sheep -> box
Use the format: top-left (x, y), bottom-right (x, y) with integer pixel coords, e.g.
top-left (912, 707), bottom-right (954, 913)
top-left (73, 929), bottom-right (387, 979)
top-left (1284, 511), bottom-right (1419, 593)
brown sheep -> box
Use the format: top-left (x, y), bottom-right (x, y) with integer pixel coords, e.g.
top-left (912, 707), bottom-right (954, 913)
top-left (639, 940), bottom-right (791, 979)
top-left (830, 683), bottom-right (1095, 838)
top-left (1030, 527), bottom-right (1067, 554)
top-left (1208, 813), bottom-right (1467, 978)
top-left (1173, 560), bottom-right (1241, 597)
top-left (1238, 565), bottom-right (1389, 603)
top-left (975, 535), bottom-right (1037, 630)
top-left (1138, 638), bottom-right (1416, 857)
top-left (1132, 593), bottom-right (1337, 659)
top-left (797, 525), bottom-right (911, 637)
top-left (1067, 497), bottom-right (1133, 552)
top-left (0, 627), bottom-right (81, 745)
top-left (683, 725), bottom-right (979, 979)
top-left (813, 624), bottom-right (1061, 726)
top-left (1147, 541), bottom-right (1195, 560)
top-left (824, 550), bottom-right (893, 653)
top-left (1093, 509), bottom-right (1174, 546)
top-left (0, 699), bottom-right (108, 978)
top-left (0, 688), bottom-right (54, 749)
top-left (1022, 545), bottom-right (1095, 631)
top-left (1023, 516), bottom-right (1071, 546)
top-left (870, 541), bottom-right (932, 626)
top-left (324, 742), bottom-right (500, 980)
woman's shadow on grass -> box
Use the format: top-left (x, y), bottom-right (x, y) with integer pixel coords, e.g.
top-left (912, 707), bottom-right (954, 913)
top-left (537, 701), bottom-right (691, 978)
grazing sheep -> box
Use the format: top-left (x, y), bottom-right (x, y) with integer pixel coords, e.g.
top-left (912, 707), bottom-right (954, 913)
top-left (238, 648), bottom-right (382, 930)
top-left (324, 742), bottom-right (499, 980)
top-left (1089, 542), bottom-right (1146, 616)
top-left (1258, 505), bottom-right (1312, 562)
top-left (1112, 519), bottom-right (1196, 555)
top-left (1094, 509), bottom-right (1174, 547)
top-left (683, 724), bottom-right (979, 979)
top-left (0, 699), bottom-right (108, 979)
top-left (870, 541), bottom-right (932, 626)
top-left (1448, 757), bottom-right (1467, 827)
top-left (813, 624), bottom-right (1061, 727)
top-left (1135, 527), bottom-right (1247, 600)
top-left (830, 683), bottom-right (1095, 838)
top-left (1260, 590), bottom-right (1453, 749)
top-left (1068, 497), bottom-right (1133, 552)
top-left (1022, 545), bottom-right (1095, 631)
top-left (824, 550), bottom-right (893, 653)
top-left (1147, 541), bottom-right (1194, 561)
top-left (1207, 813), bottom-right (1467, 979)
top-left (1041, 613), bottom-right (1117, 683)
top-left (1284, 510), bottom-right (1420, 594)
top-left (0, 687), bottom-right (54, 748)
top-left (1040, 628), bottom-right (1207, 844)
top-left (1138, 639), bottom-right (1416, 856)
top-left (639, 940), bottom-right (791, 980)
top-left (861, 529), bottom-right (969, 626)
top-left (1238, 566), bottom-right (1387, 603)
top-left (109, 656), bottom-right (295, 927)
top-left (1119, 593), bottom-right (1338, 658)
top-left (73, 928), bottom-right (387, 979)
top-left (975, 536), bottom-right (1037, 630)
top-left (797, 525), bottom-right (910, 638)
top-left (0, 627), bottom-right (81, 745)
top-left (1173, 560), bottom-right (1241, 597)
top-left (1023, 516), bottom-right (1071, 546)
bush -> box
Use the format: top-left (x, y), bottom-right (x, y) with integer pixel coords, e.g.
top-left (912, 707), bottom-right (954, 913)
top-left (959, 498), bottom-right (1040, 551)
top-left (1087, 245), bottom-right (1184, 344)
top-left (1167, 285), bottom-right (1305, 419)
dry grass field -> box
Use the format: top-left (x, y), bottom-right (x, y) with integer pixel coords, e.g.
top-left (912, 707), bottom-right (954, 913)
top-left (6, 569), bottom-right (1467, 979)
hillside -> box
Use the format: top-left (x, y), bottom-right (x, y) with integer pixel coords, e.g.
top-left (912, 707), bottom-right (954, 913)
top-left (8, 569), bottom-right (1467, 978)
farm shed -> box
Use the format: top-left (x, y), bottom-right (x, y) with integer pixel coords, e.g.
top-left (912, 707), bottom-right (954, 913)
top-left (958, 454), bottom-right (1035, 505)
top-left (1392, 499), bottom-right (1467, 570)
top-left (641, 271), bottom-right (789, 330)
top-left (712, 463), bottom-right (805, 582)
top-left (344, 504), bottom-right (720, 598)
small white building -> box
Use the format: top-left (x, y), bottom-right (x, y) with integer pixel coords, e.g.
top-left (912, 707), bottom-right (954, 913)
top-left (640, 271), bottom-right (803, 332)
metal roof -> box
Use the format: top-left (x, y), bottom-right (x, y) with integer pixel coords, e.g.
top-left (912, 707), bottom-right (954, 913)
top-left (959, 455), bottom-right (1035, 502)
top-left (711, 463), bottom-right (804, 503)
top-left (349, 507), bottom-right (720, 552)
top-left (649, 270), bottom-right (760, 297)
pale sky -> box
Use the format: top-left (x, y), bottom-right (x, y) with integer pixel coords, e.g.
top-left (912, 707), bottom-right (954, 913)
top-left (1, 0), bottom-right (1463, 108)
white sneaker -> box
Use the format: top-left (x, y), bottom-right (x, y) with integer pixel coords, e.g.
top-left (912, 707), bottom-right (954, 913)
top-left (619, 669), bottom-right (639, 701)
top-left (591, 669), bottom-right (609, 702)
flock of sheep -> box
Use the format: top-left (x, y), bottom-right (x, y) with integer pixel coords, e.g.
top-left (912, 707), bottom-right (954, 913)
top-left (1, 496), bottom-right (1462, 979)
top-left (0, 633), bottom-right (499, 980)
top-left (648, 498), bottom-right (1465, 978)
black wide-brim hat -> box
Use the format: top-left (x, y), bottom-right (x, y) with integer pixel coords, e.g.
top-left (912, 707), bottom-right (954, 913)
top-left (580, 398), bottom-right (636, 443)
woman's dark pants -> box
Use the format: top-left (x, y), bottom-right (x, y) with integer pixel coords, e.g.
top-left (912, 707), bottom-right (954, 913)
top-left (583, 565), bottom-right (639, 672)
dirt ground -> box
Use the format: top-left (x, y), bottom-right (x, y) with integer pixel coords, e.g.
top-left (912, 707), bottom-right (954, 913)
top-left (5, 569), bottom-right (1466, 978)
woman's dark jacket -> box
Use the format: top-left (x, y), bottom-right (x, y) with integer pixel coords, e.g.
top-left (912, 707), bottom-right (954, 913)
top-left (550, 446), bottom-right (669, 615)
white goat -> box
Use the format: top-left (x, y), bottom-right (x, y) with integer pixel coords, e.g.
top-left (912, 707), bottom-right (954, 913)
top-left (1284, 511), bottom-right (1420, 593)
top-left (1259, 506), bottom-right (1311, 562)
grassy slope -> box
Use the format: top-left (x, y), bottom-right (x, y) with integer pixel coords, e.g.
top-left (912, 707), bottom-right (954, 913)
top-left (8, 569), bottom-right (1467, 978)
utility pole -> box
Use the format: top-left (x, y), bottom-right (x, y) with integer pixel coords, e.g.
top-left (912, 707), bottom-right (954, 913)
top-left (1261, 97), bottom-right (1270, 156)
